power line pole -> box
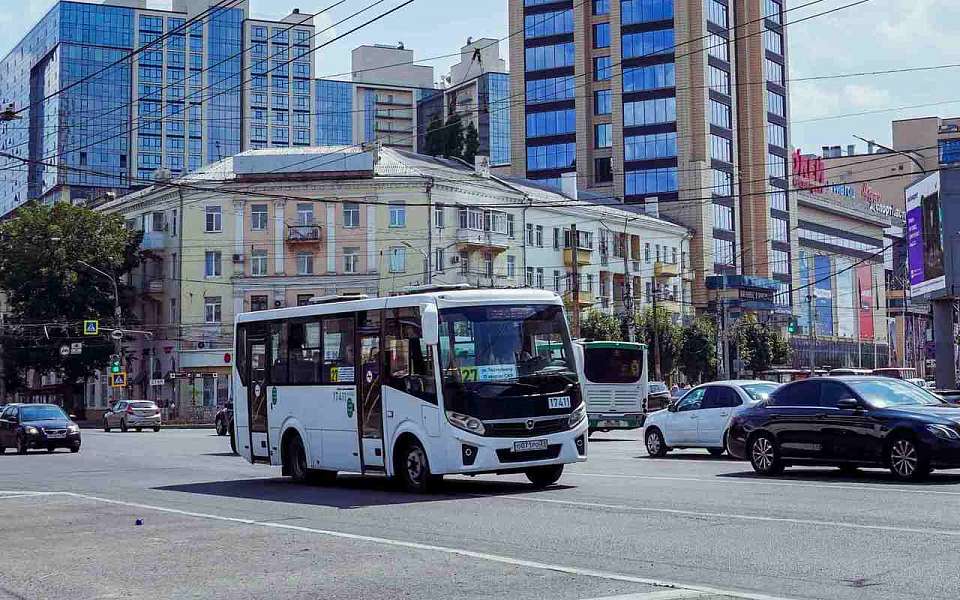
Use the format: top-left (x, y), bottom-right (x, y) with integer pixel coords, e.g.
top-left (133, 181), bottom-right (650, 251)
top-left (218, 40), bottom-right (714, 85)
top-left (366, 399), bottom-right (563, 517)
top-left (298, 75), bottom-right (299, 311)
top-left (807, 293), bottom-right (816, 372)
top-left (570, 224), bottom-right (581, 338)
top-left (622, 231), bottom-right (635, 342)
top-left (718, 297), bottom-right (728, 380)
top-left (652, 275), bottom-right (661, 380)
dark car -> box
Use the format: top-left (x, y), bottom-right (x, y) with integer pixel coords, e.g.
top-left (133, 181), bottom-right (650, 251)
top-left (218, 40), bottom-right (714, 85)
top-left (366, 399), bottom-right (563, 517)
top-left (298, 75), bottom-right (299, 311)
top-left (935, 390), bottom-right (960, 405)
top-left (727, 376), bottom-right (960, 481)
top-left (215, 402), bottom-right (234, 436)
top-left (0, 403), bottom-right (81, 454)
top-left (646, 381), bottom-right (672, 413)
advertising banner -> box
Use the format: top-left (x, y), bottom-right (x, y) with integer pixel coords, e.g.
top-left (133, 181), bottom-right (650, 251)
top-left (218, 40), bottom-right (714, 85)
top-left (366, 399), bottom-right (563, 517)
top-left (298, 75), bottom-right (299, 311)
top-left (814, 255), bottom-right (833, 336)
top-left (857, 265), bottom-right (874, 340)
top-left (836, 260), bottom-right (855, 338)
top-left (797, 251), bottom-right (810, 332)
top-left (906, 172), bottom-right (945, 297)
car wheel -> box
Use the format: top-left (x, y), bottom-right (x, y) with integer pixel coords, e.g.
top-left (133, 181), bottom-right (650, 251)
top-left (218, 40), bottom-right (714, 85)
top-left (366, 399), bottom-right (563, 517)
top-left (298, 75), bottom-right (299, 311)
top-left (748, 433), bottom-right (784, 475)
top-left (525, 464), bottom-right (564, 488)
top-left (284, 433), bottom-right (309, 484)
top-left (397, 438), bottom-right (437, 493)
top-left (0, 444), bottom-right (5, 454)
top-left (888, 436), bottom-right (930, 481)
top-left (153, 426), bottom-right (160, 432)
top-left (135, 427), bottom-right (142, 432)
top-left (16, 435), bottom-right (27, 455)
top-left (120, 419), bottom-right (128, 433)
top-left (645, 428), bottom-right (668, 458)
top-left (70, 441), bottom-right (81, 453)
top-left (707, 447), bottom-right (725, 457)
top-left (215, 418), bottom-right (227, 436)
top-left (103, 418), bottom-right (111, 432)
top-left (46, 446), bottom-right (55, 453)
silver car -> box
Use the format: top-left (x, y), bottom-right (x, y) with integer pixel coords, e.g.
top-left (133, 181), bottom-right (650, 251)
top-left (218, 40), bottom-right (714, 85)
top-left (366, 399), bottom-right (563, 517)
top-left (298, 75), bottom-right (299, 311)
top-left (103, 400), bottom-right (161, 432)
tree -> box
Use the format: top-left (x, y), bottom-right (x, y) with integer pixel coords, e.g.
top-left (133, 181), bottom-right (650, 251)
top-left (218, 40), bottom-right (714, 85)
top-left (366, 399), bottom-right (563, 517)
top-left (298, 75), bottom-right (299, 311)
top-left (443, 114), bottom-right (465, 159)
top-left (0, 203), bottom-right (142, 393)
top-left (734, 314), bottom-right (792, 375)
top-left (679, 317), bottom-right (718, 384)
top-left (423, 117), bottom-right (446, 157)
top-left (580, 310), bottom-right (622, 342)
top-left (635, 306), bottom-right (681, 380)
top-left (463, 121), bottom-right (481, 165)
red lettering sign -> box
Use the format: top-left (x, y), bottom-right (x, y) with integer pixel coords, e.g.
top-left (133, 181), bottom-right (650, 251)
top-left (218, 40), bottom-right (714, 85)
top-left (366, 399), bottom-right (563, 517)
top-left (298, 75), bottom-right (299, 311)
top-left (860, 183), bottom-right (882, 203)
top-left (792, 149), bottom-right (826, 192)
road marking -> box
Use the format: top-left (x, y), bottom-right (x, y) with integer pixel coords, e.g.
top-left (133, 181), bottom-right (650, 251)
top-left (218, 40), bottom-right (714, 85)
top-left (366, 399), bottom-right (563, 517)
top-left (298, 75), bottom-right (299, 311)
top-left (571, 471), bottom-right (960, 497)
top-left (582, 591), bottom-right (709, 600)
top-left (0, 493), bottom-right (50, 500)
top-left (14, 490), bottom-right (796, 600)
top-left (497, 495), bottom-right (960, 538)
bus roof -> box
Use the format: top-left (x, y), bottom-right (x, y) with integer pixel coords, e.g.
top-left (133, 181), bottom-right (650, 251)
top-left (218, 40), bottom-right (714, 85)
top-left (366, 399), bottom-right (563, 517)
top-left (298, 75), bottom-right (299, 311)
top-left (235, 288), bottom-right (563, 324)
top-left (579, 340), bottom-right (648, 350)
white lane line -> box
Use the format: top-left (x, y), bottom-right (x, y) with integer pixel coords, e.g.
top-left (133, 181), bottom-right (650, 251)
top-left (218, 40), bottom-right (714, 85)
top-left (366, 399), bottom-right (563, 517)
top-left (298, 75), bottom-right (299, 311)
top-left (11, 490), bottom-right (798, 600)
top-left (0, 493), bottom-right (51, 500)
top-left (497, 495), bottom-right (960, 538)
top-left (582, 591), bottom-right (708, 600)
top-left (570, 471), bottom-right (960, 497)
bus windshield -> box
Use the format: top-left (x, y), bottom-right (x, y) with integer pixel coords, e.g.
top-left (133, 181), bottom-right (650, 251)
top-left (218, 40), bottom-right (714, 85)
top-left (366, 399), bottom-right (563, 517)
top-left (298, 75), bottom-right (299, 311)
top-left (582, 347), bottom-right (644, 384)
top-left (439, 304), bottom-right (575, 384)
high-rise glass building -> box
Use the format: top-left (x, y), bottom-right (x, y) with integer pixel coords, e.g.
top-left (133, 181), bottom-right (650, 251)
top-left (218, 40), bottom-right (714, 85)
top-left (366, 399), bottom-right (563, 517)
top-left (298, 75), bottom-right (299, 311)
top-left (0, 0), bottom-right (316, 215)
top-left (508, 0), bottom-right (797, 306)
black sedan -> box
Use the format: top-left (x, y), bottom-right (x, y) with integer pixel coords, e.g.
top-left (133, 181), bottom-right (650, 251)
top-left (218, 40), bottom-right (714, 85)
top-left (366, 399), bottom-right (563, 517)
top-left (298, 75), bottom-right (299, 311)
top-left (727, 376), bottom-right (960, 481)
top-left (0, 403), bottom-right (81, 454)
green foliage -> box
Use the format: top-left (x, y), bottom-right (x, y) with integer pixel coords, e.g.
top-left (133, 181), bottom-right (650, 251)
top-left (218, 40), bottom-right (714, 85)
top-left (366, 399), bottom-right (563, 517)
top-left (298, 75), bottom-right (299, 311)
top-left (443, 114), bottom-right (465, 159)
top-left (734, 314), bottom-right (792, 375)
top-left (635, 306), bottom-right (681, 379)
top-left (423, 117), bottom-right (446, 157)
top-left (679, 316), bottom-right (718, 384)
top-left (0, 203), bottom-right (142, 391)
top-left (463, 121), bottom-right (481, 165)
top-left (580, 310), bottom-right (622, 342)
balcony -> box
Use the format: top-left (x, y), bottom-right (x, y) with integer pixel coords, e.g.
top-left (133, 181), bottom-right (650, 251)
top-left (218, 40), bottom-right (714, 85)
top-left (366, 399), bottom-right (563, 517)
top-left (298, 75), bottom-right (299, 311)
top-left (654, 261), bottom-right (680, 279)
top-left (563, 247), bottom-right (592, 267)
top-left (455, 228), bottom-right (509, 251)
top-left (563, 290), bottom-right (596, 307)
top-left (144, 279), bottom-right (164, 296)
top-left (141, 231), bottom-right (167, 251)
top-left (286, 225), bottom-right (322, 244)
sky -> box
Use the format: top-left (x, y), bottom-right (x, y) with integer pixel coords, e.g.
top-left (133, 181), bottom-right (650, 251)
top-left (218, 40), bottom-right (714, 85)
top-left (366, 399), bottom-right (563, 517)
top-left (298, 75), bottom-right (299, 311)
top-left (0, 0), bottom-right (956, 154)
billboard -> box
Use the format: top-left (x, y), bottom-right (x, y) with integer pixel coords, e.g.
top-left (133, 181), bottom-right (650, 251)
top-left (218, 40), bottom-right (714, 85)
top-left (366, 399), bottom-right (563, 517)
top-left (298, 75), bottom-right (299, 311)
top-left (906, 172), bottom-right (945, 297)
top-left (797, 250), bottom-right (810, 333)
top-left (856, 265), bottom-right (874, 339)
top-left (814, 255), bottom-right (834, 336)
top-left (836, 260), bottom-right (855, 338)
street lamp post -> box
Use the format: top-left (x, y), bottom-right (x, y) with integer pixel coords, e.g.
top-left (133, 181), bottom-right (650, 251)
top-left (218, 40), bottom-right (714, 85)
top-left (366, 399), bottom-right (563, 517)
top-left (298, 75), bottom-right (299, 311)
top-left (401, 241), bottom-right (431, 284)
top-left (76, 260), bottom-right (124, 401)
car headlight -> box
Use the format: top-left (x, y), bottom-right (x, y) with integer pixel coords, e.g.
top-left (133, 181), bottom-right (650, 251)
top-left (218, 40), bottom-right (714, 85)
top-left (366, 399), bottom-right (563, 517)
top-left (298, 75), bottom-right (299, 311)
top-left (23, 426), bottom-right (38, 435)
top-left (927, 424), bottom-right (960, 440)
top-left (568, 404), bottom-right (586, 427)
top-left (67, 424), bottom-right (80, 434)
top-left (446, 411), bottom-right (485, 436)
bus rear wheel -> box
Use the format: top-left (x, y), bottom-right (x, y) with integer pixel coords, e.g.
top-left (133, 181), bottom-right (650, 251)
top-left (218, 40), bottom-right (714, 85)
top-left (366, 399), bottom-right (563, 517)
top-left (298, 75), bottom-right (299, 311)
top-left (525, 465), bottom-right (564, 488)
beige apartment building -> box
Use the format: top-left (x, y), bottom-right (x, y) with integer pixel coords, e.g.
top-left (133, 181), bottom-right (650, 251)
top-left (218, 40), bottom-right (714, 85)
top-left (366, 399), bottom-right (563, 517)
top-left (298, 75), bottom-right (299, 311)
top-left (509, 0), bottom-right (797, 308)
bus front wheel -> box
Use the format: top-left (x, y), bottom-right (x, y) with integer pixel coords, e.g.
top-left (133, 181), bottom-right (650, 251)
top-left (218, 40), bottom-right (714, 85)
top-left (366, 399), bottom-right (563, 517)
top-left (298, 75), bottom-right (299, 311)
top-left (525, 465), bottom-right (564, 489)
top-left (284, 433), bottom-right (310, 484)
top-left (396, 438), bottom-right (438, 493)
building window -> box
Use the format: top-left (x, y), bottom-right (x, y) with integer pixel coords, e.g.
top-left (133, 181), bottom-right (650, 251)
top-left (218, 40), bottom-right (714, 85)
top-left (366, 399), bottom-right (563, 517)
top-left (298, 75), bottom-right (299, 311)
top-left (593, 0), bottom-right (609, 15)
top-left (389, 247), bottom-right (405, 272)
top-left (525, 267), bottom-right (534, 287)
top-left (594, 56), bottom-right (612, 81)
top-left (251, 250), bottom-right (268, 276)
top-left (526, 75), bottom-right (575, 105)
top-left (389, 203), bottom-right (406, 227)
top-left (296, 252), bottom-right (314, 275)
top-left (205, 205), bottom-right (222, 232)
top-left (527, 143), bottom-right (577, 171)
top-left (765, 58), bottom-right (784, 85)
top-left (768, 152), bottom-right (787, 179)
top-left (525, 42), bottom-right (575, 72)
top-left (706, 0), bottom-right (728, 26)
top-left (536, 225), bottom-right (544, 248)
top-left (763, 28), bottom-right (783, 55)
top-left (770, 189), bottom-right (788, 211)
top-left (713, 169), bottom-right (733, 196)
top-left (536, 268), bottom-right (545, 289)
top-left (507, 255), bottom-right (516, 278)
top-left (296, 294), bottom-right (313, 307)
top-left (710, 99), bottom-right (731, 129)
top-left (339, 202), bottom-right (359, 228)
top-left (706, 33), bottom-right (728, 61)
top-left (435, 248), bottom-right (444, 273)
top-left (204, 297), bottom-right (222, 323)
top-left (625, 168), bottom-right (679, 195)
top-left (625, 132), bottom-right (678, 161)
top-left (767, 123), bottom-right (787, 148)
top-left (708, 65), bottom-right (730, 95)
top-left (343, 248), bottom-right (359, 274)
top-left (434, 204), bottom-right (445, 229)
top-left (484, 252), bottom-right (494, 278)
top-left (672, 247), bottom-right (678, 264)
top-left (250, 295), bottom-right (269, 311)
top-left (771, 249), bottom-right (789, 275)
top-left (710, 134), bottom-right (733, 162)
top-left (623, 97), bottom-right (677, 126)
top-left (251, 204), bottom-right (268, 230)
top-left (595, 123), bottom-right (613, 148)
top-left (621, 0), bottom-right (674, 24)
top-left (593, 23), bottom-right (611, 49)
top-left (459, 251), bottom-right (470, 275)
top-left (595, 157), bottom-right (613, 183)
top-left (595, 89), bottom-right (612, 115)
top-left (526, 223), bottom-right (535, 246)
top-left (204, 251), bottom-right (221, 277)
top-left (714, 239), bottom-right (735, 267)
top-left (713, 203), bottom-right (734, 231)
top-left (771, 217), bottom-right (789, 242)
top-left (644, 243), bottom-right (651, 263)
top-left (622, 28), bottom-right (674, 58)
top-left (524, 9), bottom-right (574, 39)
top-left (655, 244), bottom-right (661, 262)
top-left (507, 214), bottom-right (516, 238)
top-left (764, 0), bottom-right (783, 24)
top-left (526, 109), bottom-right (576, 138)
top-left (767, 89), bottom-right (786, 116)
top-left (622, 63), bottom-right (675, 92)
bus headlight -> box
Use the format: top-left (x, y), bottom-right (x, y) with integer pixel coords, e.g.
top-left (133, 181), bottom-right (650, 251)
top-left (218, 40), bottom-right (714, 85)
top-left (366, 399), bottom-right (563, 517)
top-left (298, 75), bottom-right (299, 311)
top-left (445, 411), bottom-right (485, 436)
top-left (568, 404), bottom-right (586, 427)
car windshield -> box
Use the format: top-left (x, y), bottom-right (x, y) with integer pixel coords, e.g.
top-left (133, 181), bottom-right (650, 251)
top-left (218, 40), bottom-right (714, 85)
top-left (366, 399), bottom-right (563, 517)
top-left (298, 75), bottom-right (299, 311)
top-left (649, 382), bottom-right (668, 394)
top-left (582, 347), bottom-right (644, 384)
top-left (439, 304), bottom-right (575, 384)
top-left (19, 405), bottom-right (68, 421)
top-left (130, 402), bottom-right (156, 409)
top-left (849, 379), bottom-right (946, 408)
top-left (741, 383), bottom-right (778, 402)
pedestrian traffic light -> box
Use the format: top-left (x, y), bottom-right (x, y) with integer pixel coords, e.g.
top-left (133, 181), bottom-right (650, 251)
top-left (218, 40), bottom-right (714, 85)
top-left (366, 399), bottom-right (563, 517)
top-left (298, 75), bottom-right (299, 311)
top-left (787, 318), bottom-right (798, 335)
top-left (110, 355), bottom-right (121, 374)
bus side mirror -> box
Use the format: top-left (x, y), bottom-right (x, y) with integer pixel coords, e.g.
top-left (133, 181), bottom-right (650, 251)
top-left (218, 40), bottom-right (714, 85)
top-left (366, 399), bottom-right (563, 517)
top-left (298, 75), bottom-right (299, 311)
top-left (421, 304), bottom-right (440, 346)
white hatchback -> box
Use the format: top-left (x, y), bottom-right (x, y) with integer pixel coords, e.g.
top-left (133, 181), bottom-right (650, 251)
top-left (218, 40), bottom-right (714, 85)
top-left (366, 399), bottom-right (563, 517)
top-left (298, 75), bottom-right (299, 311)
top-left (643, 380), bottom-right (778, 457)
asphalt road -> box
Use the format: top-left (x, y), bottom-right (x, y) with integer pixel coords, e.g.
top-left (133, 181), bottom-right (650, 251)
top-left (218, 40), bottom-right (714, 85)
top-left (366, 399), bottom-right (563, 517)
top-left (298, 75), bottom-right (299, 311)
top-left (1, 429), bottom-right (959, 600)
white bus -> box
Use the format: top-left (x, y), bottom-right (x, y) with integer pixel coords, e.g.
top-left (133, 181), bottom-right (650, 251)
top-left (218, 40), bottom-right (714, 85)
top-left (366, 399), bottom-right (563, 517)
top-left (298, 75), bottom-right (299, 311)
top-left (233, 288), bottom-right (588, 492)
top-left (573, 341), bottom-right (648, 434)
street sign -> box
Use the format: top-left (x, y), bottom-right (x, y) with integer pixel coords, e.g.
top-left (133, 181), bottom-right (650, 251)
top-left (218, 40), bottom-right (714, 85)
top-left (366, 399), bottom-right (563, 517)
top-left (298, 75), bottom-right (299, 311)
top-left (83, 320), bottom-right (99, 336)
top-left (110, 372), bottom-right (127, 388)
top-left (149, 378), bottom-right (165, 387)
top-left (59, 345), bottom-right (70, 357)
top-left (110, 329), bottom-right (124, 340)
top-left (70, 342), bottom-right (82, 355)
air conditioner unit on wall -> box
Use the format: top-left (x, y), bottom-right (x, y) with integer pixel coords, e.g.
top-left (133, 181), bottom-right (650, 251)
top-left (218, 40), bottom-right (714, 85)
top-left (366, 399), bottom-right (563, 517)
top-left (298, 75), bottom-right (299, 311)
top-left (232, 253), bottom-right (245, 263)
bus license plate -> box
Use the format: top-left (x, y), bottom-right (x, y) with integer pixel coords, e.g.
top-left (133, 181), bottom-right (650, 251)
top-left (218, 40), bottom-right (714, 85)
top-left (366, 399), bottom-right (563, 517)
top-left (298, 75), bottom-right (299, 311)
top-left (513, 439), bottom-right (548, 452)
top-left (548, 396), bottom-right (571, 409)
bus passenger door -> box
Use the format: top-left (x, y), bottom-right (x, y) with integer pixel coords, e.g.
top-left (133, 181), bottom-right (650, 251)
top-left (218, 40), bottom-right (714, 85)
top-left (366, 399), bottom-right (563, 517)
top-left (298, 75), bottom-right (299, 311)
top-left (358, 314), bottom-right (385, 471)
top-left (248, 337), bottom-right (270, 461)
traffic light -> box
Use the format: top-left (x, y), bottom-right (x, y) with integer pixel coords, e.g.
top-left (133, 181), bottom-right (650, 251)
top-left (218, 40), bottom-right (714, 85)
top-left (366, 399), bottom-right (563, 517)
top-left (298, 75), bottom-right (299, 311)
top-left (110, 355), bottom-right (121, 374)
top-left (787, 318), bottom-right (798, 335)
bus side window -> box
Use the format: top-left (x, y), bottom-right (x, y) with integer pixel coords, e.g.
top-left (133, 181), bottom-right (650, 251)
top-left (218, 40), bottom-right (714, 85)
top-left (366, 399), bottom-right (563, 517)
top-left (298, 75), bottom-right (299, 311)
top-left (236, 325), bottom-right (248, 386)
top-left (269, 321), bottom-right (289, 385)
top-left (322, 316), bottom-right (355, 384)
top-left (288, 319), bottom-right (322, 384)
top-left (385, 308), bottom-right (437, 404)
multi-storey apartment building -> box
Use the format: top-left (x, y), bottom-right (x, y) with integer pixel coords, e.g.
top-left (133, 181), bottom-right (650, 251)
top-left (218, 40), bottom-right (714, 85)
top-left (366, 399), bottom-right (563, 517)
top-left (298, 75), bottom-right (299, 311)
top-left (316, 45), bottom-right (437, 152)
top-left (508, 0), bottom-right (796, 307)
top-left (0, 0), bottom-right (316, 214)
top-left (91, 145), bottom-right (689, 416)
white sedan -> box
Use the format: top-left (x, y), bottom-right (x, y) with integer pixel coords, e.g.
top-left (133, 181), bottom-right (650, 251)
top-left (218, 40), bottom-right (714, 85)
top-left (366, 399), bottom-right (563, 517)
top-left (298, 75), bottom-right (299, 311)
top-left (643, 380), bottom-right (779, 457)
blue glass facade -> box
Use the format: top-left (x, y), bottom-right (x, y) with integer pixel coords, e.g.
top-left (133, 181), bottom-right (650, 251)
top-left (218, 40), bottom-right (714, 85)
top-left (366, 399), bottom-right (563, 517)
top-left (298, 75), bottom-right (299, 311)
top-left (206, 8), bottom-right (242, 162)
top-left (315, 79), bottom-right (353, 146)
top-left (486, 73), bottom-right (511, 167)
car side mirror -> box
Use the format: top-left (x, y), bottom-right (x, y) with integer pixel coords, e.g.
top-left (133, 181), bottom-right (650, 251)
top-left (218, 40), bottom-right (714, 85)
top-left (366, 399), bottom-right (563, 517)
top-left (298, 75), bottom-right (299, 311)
top-left (837, 398), bottom-right (860, 410)
top-left (667, 402), bottom-right (678, 413)
top-left (421, 303), bottom-right (440, 346)
top-left (69, 414), bottom-right (77, 420)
